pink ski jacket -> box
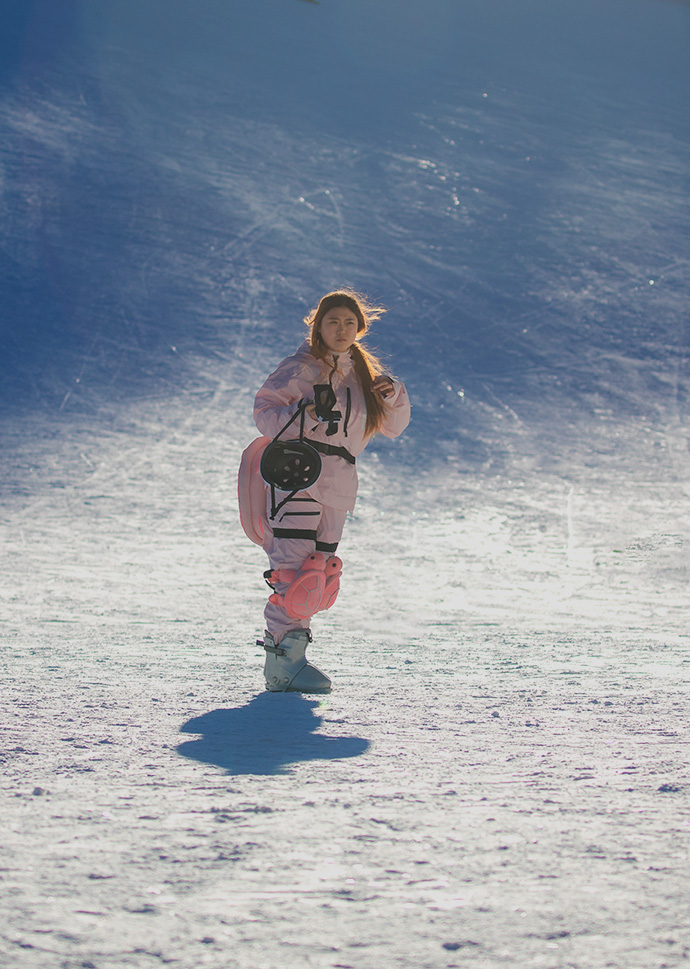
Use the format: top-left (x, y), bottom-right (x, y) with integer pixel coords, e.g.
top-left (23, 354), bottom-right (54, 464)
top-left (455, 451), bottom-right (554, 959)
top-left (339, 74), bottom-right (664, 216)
top-left (254, 341), bottom-right (411, 511)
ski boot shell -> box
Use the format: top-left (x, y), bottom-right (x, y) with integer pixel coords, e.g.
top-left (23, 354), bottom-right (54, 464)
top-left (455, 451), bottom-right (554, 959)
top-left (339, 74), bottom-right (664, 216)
top-left (261, 629), bottom-right (332, 693)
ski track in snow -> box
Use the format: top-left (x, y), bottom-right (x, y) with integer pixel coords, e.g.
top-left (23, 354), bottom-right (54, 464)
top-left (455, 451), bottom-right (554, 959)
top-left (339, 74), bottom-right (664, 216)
top-left (1, 375), bottom-right (689, 969)
top-left (2, 0), bottom-right (690, 965)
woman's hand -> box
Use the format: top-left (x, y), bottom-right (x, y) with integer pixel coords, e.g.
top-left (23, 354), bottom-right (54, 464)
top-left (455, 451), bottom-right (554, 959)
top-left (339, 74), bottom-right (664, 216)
top-left (297, 398), bottom-right (317, 421)
top-left (372, 375), bottom-right (395, 399)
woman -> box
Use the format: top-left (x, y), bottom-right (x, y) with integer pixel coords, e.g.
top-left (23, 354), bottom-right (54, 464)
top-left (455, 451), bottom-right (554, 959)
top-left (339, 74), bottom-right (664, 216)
top-left (242, 289), bottom-right (410, 693)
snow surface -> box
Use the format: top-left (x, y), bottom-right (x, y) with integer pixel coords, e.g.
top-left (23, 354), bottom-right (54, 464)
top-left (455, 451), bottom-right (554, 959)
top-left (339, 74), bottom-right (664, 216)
top-left (1, 1), bottom-right (690, 967)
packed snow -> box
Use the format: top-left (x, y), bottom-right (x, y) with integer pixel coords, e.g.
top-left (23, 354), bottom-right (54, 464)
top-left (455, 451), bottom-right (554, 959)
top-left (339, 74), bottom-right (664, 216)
top-left (1, 1), bottom-right (689, 967)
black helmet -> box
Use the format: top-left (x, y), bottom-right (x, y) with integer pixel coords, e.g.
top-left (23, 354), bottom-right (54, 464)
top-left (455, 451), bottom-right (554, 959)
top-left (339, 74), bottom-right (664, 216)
top-left (260, 439), bottom-right (322, 491)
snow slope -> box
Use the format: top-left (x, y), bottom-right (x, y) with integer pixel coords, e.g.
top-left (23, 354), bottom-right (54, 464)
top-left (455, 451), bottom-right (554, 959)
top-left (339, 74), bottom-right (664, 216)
top-left (1, 1), bottom-right (689, 967)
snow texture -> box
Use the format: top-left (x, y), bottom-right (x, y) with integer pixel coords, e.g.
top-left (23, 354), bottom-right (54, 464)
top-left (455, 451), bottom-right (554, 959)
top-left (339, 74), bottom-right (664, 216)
top-left (1, 1), bottom-right (689, 967)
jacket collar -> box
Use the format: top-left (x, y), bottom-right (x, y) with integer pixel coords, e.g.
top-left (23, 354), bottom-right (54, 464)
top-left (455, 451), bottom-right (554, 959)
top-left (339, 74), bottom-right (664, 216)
top-left (328, 349), bottom-right (354, 375)
top-left (297, 341), bottom-right (355, 375)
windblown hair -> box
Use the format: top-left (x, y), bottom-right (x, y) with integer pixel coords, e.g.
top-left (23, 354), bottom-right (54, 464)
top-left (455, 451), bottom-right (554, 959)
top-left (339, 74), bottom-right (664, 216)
top-left (304, 289), bottom-right (391, 438)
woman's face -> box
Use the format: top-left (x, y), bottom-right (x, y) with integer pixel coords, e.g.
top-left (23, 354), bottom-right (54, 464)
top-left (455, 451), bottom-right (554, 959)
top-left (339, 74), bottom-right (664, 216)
top-left (318, 306), bottom-right (360, 354)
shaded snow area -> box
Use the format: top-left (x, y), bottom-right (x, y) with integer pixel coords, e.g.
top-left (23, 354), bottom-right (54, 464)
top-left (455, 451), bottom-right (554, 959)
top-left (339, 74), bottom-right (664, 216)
top-left (2, 1), bottom-right (690, 967)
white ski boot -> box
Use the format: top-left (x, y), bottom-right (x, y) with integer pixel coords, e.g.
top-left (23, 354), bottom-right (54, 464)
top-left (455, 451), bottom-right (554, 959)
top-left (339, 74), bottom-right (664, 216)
top-left (261, 629), bottom-right (331, 694)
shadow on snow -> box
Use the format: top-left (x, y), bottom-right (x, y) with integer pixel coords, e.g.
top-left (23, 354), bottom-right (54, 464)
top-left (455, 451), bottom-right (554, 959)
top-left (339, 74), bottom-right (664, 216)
top-left (176, 692), bottom-right (369, 775)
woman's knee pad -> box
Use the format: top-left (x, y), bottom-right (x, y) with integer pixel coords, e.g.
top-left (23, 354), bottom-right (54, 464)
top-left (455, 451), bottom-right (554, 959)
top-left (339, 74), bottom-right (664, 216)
top-left (266, 552), bottom-right (343, 620)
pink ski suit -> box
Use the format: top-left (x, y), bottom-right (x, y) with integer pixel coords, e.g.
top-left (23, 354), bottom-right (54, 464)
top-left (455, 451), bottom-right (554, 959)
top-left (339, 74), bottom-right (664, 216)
top-left (254, 341), bottom-right (411, 641)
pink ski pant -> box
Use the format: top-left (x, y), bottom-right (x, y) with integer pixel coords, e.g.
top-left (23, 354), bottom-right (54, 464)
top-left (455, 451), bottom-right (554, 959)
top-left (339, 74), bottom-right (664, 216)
top-left (262, 491), bottom-right (347, 642)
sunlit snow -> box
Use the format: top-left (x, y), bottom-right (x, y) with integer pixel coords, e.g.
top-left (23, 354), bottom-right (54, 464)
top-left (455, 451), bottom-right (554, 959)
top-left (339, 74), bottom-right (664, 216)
top-left (1, 1), bottom-right (689, 967)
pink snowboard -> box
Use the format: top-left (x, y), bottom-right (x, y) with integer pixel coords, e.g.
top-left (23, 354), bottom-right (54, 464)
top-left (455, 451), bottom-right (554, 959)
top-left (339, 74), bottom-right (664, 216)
top-left (237, 436), bottom-right (270, 546)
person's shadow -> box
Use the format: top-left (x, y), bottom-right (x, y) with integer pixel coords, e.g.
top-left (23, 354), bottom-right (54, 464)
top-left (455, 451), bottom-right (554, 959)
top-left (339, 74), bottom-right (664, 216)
top-left (176, 693), bottom-right (369, 775)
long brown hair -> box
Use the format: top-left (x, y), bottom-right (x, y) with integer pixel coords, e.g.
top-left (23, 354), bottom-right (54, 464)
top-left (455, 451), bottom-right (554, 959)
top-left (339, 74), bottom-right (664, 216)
top-left (304, 289), bottom-right (391, 438)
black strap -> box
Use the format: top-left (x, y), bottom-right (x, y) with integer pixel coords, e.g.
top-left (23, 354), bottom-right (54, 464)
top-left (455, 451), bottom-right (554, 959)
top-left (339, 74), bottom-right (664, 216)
top-left (272, 527), bottom-right (318, 541)
top-left (269, 484), bottom-right (298, 522)
top-left (307, 439), bottom-right (356, 465)
top-left (271, 530), bottom-right (337, 552)
top-left (267, 401), bottom-right (313, 521)
top-left (273, 399), bottom-right (309, 443)
top-left (275, 497), bottom-right (319, 521)
top-left (343, 387), bottom-right (351, 437)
